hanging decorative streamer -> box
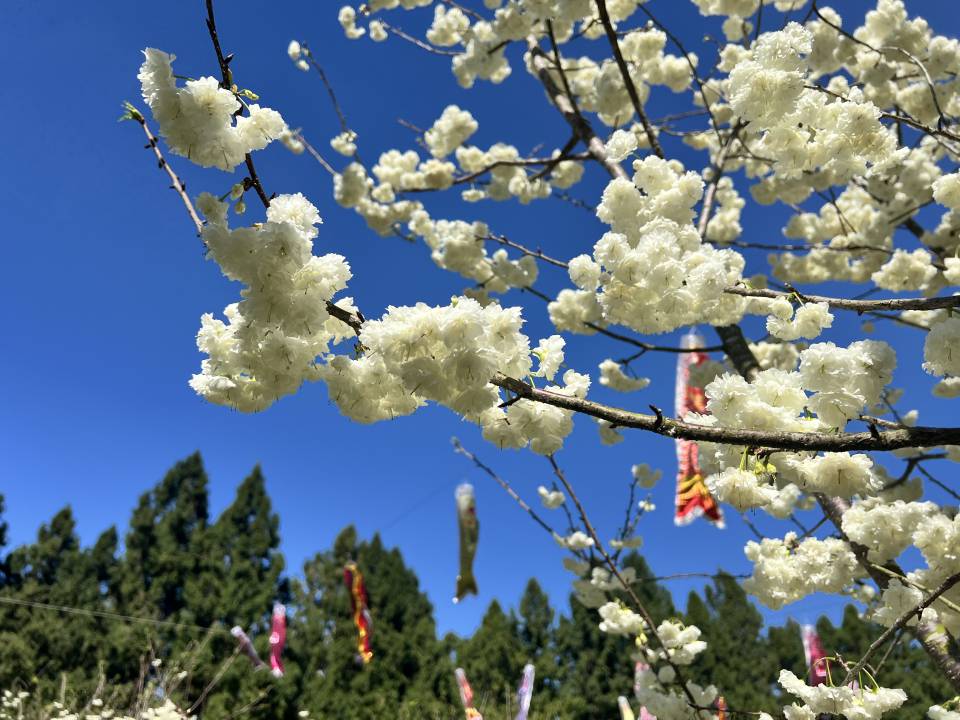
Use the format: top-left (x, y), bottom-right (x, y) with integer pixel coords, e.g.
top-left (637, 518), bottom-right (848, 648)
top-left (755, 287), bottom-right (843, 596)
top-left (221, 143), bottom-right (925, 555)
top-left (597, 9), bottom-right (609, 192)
top-left (716, 696), bottom-right (727, 720)
top-left (230, 625), bottom-right (266, 670)
top-left (268, 603), bottom-right (286, 677)
top-left (344, 561), bottom-right (374, 664)
top-left (514, 663), bottom-right (536, 720)
top-left (801, 624), bottom-right (828, 686)
top-left (617, 696), bottom-right (635, 720)
top-left (632, 662), bottom-right (657, 719)
top-left (455, 667), bottom-right (484, 720)
top-left (674, 331), bottom-right (724, 528)
top-left (454, 483), bottom-right (480, 603)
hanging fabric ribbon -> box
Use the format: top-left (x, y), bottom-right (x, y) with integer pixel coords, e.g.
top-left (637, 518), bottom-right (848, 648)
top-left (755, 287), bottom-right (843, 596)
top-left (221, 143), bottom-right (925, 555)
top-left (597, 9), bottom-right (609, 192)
top-left (230, 625), bottom-right (266, 670)
top-left (514, 663), bottom-right (535, 720)
top-left (268, 603), bottom-right (286, 677)
top-left (344, 561), bottom-right (374, 664)
top-left (617, 696), bottom-right (635, 720)
top-left (716, 696), bottom-right (727, 719)
top-left (454, 483), bottom-right (479, 603)
top-left (455, 667), bottom-right (484, 720)
top-left (801, 624), bottom-right (828, 685)
top-left (674, 331), bottom-right (724, 527)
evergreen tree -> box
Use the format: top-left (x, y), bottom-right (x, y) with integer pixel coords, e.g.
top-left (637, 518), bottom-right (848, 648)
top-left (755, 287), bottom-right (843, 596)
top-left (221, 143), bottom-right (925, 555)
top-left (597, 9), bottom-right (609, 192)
top-left (518, 578), bottom-right (559, 709)
top-left (683, 572), bottom-right (778, 714)
top-left (0, 508), bottom-right (109, 700)
top-left (456, 600), bottom-right (526, 714)
top-left (292, 526), bottom-right (455, 720)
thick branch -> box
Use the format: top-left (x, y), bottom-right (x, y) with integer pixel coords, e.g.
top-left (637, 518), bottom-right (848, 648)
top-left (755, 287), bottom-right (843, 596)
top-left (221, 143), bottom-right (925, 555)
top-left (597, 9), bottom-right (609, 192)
top-left (529, 39), bottom-right (629, 181)
top-left (492, 374), bottom-right (960, 452)
top-left (726, 285), bottom-right (960, 312)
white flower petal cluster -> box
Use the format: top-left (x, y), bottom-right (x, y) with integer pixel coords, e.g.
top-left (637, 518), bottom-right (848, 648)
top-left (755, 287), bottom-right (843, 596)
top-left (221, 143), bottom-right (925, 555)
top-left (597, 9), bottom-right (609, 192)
top-left (632, 463), bottom-right (662, 488)
top-left (409, 212), bottom-right (538, 292)
top-left (330, 130), bottom-right (358, 157)
top-left (707, 468), bottom-right (781, 511)
top-left (558, 530), bottom-right (594, 550)
top-left (191, 194), bottom-right (353, 412)
top-left (799, 340), bottom-right (896, 428)
top-left (338, 6), bottom-right (365, 39)
top-left (841, 498), bottom-right (937, 562)
top-left (138, 49), bottom-right (286, 171)
top-left (727, 23), bottom-right (903, 188)
top-left (604, 128), bottom-right (638, 162)
top-left (872, 579), bottom-right (938, 628)
top-left (424, 105), bottom-right (478, 158)
top-left (923, 317), bottom-right (960, 377)
top-left (653, 620), bottom-right (707, 665)
top-left (532, 335), bottom-right (565, 380)
top-left (635, 664), bottom-right (718, 720)
top-left (321, 297), bottom-right (530, 425)
top-left (767, 300), bottom-right (834, 341)
top-left (791, 453), bottom-right (881, 497)
top-left (537, 485), bottom-right (565, 508)
top-left (933, 172), bottom-right (960, 210)
top-left (598, 359), bottom-right (650, 392)
top-left (871, 249), bottom-right (938, 292)
top-left (579, 157), bottom-right (748, 334)
top-left (598, 601), bottom-right (646, 636)
top-left (744, 532), bottom-right (861, 609)
top-left (778, 669), bottom-right (907, 719)
top-left (928, 705), bottom-right (960, 720)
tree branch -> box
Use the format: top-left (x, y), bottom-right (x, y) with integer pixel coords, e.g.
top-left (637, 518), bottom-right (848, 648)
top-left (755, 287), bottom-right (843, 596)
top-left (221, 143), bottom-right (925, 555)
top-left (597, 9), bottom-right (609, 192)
top-left (492, 374), bottom-right (960, 452)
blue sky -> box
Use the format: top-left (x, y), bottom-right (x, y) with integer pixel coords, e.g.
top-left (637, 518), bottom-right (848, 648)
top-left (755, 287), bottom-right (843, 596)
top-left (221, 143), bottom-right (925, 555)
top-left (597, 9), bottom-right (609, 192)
top-left (1, 0), bottom-right (957, 638)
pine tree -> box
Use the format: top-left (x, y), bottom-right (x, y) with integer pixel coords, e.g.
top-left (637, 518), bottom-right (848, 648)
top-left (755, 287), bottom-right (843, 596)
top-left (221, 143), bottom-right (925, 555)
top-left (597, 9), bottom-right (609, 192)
top-left (683, 572), bottom-right (778, 714)
top-left (456, 600), bottom-right (526, 715)
top-left (0, 508), bottom-right (109, 700)
top-left (292, 526), bottom-right (455, 720)
top-left (518, 578), bottom-right (559, 710)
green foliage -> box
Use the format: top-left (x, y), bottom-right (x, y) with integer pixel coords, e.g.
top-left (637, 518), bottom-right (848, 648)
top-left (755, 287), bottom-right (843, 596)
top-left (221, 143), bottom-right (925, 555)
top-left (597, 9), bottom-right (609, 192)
top-left (0, 456), bottom-right (954, 719)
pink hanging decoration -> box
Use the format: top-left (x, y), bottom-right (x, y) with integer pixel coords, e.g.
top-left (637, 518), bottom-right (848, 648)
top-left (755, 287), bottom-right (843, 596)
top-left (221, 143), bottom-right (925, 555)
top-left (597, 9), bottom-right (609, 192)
top-left (230, 626), bottom-right (266, 670)
top-left (801, 624), bottom-right (828, 686)
top-left (269, 603), bottom-right (287, 678)
top-left (633, 662), bottom-right (657, 720)
top-left (455, 667), bottom-right (484, 720)
top-left (674, 332), bottom-right (724, 528)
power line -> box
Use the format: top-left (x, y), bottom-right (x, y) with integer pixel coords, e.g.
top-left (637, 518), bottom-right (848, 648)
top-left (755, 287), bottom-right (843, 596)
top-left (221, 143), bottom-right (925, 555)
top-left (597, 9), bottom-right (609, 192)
top-left (0, 595), bottom-right (225, 635)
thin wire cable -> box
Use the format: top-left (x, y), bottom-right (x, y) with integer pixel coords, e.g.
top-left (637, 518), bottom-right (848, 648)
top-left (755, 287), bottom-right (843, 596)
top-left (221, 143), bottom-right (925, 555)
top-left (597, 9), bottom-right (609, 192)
top-left (0, 595), bottom-right (226, 635)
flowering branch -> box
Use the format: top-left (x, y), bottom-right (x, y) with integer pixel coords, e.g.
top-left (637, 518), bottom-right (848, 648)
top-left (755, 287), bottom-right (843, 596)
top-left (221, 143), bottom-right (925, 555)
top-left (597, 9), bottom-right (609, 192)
top-left (593, 0), bottom-right (664, 158)
top-left (818, 495), bottom-right (960, 691)
top-left (492, 373), bottom-right (960, 452)
top-left (726, 285), bottom-right (960, 312)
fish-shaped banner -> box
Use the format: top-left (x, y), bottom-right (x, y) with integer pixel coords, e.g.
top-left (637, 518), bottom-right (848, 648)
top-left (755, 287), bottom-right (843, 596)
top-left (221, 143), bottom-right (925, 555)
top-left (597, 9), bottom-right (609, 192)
top-left (514, 663), bottom-right (536, 720)
top-left (454, 483), bottom-right (479, 603)
top-left (344, 561), bottom-right (374, 664)
top-left (455, 667), bottom-right (484, 720)
top-left (230, 625), bottom-right (266, 670)
top-left (268, 603), bottom-right (286, 677)
top-left (674, 332), bottom-right (724, 528)
top-left (801, 624), bottom-right (828, 685)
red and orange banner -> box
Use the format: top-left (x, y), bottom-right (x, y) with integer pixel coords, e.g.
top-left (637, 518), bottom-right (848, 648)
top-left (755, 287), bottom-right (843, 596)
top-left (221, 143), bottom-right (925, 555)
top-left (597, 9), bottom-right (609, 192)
top-left (344, 561), bottom-right (374, 664)
top-left (674, 332), bottom-right (724, 528)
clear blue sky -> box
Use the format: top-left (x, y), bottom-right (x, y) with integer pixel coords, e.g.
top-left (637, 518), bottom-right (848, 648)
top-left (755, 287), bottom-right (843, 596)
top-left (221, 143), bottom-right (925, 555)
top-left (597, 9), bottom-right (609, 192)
top-left (1, 0), bottom-right (957, 638)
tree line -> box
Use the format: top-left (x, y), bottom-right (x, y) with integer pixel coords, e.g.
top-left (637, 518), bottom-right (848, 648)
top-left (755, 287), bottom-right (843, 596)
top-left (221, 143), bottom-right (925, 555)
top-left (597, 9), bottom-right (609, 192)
top-left (0, 454), bottom-right (950, 718)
